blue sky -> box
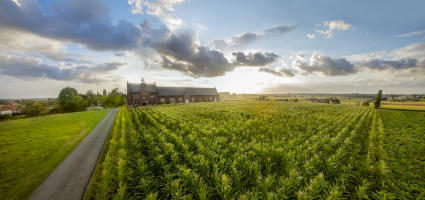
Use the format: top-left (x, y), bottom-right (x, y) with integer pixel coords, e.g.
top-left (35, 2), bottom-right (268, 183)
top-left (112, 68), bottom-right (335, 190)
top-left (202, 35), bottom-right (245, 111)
top-left (1, 0), bottom-right (425, 98)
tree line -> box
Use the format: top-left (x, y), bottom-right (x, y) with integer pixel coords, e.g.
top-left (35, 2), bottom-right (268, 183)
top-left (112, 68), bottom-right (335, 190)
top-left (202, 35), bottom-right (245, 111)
top-left (1, 87), bottom-right (125, 119)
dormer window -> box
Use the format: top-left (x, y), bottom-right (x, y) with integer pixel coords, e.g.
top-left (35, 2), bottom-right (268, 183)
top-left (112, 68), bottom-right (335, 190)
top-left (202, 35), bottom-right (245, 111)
top-left (134, 94), bottom-right (139, 98)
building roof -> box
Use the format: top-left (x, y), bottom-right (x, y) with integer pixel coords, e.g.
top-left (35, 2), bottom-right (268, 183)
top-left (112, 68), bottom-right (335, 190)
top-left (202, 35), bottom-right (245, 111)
top-left (128, 83), bottom-right (142, 93)
top-left (0, 105), bottom-right (19, 111)
top-left (157, 87), bottom-right (218, 96)
top-left (146, 84), bottom-right (157, 93)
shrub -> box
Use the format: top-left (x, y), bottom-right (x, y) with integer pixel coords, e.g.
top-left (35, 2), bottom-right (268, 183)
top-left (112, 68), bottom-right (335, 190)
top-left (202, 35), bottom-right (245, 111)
top-left (361, 102), bottom-right (370, 107)
top-left (157, 101), bottom-right (164, 105)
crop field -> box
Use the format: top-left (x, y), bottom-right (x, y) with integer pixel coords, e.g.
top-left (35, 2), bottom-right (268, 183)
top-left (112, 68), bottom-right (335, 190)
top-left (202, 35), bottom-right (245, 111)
top-left (0, 109), bottom-right (110, 200)
top-left (92, 101), bottom-right (397, 199)
top-left (379, 110), bottom-right (425, 199)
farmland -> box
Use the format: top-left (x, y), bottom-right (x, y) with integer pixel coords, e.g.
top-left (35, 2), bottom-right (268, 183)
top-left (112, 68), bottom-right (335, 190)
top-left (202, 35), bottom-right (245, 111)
top-left (379, 110), bottom-right (425, 198)
top-left (92, 102), bottom-right (395, 199)
top-left (0, 109), bottom-right (110, 200)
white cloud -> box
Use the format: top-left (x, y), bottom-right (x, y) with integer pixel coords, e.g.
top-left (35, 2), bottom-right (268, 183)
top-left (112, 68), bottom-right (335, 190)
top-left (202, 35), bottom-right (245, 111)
top-left (315, 19), bottom-right (352, 38)
top-left (325, 19), bottom-right (351, 30)
top-left (307, 34), bottom-right (316, 39)
top-left (344, 43), bottom-right (425, 61)
top-left (128, 0), bottom-right (184, 25)
top-left (396, 30), bottom-right (425, 37)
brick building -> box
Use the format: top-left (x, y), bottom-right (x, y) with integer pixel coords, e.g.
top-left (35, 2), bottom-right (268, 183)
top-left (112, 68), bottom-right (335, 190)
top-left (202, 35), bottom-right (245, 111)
top-left (127, 78), bottom-right (219, 106)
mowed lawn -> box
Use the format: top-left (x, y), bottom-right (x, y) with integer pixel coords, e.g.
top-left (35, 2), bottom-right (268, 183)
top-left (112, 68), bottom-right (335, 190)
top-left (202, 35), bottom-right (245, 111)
top-left (379, 110), bottom-right (425, 198)
top-left (0, 109), bottom-right (110, 200)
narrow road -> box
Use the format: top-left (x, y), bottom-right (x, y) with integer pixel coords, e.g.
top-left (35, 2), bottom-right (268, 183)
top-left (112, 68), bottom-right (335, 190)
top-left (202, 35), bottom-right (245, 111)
top-left (29, 108), bottom-right (120, 200)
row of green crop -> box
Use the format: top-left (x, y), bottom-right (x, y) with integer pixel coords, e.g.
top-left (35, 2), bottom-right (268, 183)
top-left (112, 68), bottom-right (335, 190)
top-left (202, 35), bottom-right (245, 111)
top-left (92, 102), bottom-right (392, 199)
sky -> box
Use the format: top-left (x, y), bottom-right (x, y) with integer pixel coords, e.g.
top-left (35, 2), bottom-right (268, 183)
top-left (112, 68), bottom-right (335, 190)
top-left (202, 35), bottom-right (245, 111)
top-left (0, 0), bottom-right (425, 98)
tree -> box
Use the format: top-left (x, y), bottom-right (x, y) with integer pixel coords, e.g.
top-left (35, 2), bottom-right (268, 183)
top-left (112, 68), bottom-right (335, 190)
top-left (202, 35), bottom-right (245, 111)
top-left (58, 87), bottom-right (80, 112)
top-left (374, 90), bottom-right (382, 109)
top-left (361, 102), bottom-right (370, 107)
top-left (103, 89), bottom-right (107, 96)
top-left (87, 96), bottom-right (92, 106)
top-left (24, 102), bottom-right (44, 117)
top-left (86, 90), bottom-right (95, 99)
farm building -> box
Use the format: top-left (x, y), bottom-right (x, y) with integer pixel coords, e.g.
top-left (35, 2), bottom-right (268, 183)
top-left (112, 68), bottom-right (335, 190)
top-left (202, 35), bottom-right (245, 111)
top-left (127, 78), bottom-right (219, 106)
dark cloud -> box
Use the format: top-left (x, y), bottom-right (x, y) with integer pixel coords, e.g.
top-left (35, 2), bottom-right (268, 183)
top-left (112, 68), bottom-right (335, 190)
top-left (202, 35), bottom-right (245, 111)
top-left (0, 0), bottom-right (282, 78)
top-left (231, 32), bottom-right (262, 45)
top-left (210, 25), bottom-right (296, 50)
top-left (265, 25), bottom-right (297, 35)
top-left (0, 53), bottom-right (126, 84)
top-left (294, 52), bottom-right (357, 76)
top-left (114, 53), bottom-right (125, 57)
top-left (258, 67), bottom-right (295, 77)
top-left (232, 52), bottom-right (278, 66)
top-left (354, 58), bottom-right (425, 71)
top-left (210, 39), bottom-right (229, 50)
top-left (0, 0), bottom-right (141, 51)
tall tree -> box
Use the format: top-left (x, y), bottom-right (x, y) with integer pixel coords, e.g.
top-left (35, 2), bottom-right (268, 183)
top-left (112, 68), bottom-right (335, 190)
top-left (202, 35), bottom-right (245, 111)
top-left (103, 89), bottom-right (107, 96)
top-left (58, 87), bottom-right (79, 112)
top-left (374, 90), bottom-right (383, 109)
top-left (86, 89), bottom-right (95, 99)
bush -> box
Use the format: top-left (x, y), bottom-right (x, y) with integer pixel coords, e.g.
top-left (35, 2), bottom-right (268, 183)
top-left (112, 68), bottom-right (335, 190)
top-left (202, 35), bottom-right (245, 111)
top-left (0, 114), bottom-right (12, 120)
top-left (294, 99), bottom-right (298, 102)
top-left (361, 102), bottom-right (370, 107)
top-left (157, 101), bottom-right (164, 105)
top-left (355, 101), bottom-right (360, 106)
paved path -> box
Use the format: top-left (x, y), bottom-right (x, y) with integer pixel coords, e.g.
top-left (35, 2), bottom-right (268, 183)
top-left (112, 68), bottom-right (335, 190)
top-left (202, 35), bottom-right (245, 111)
top-left (30, 108), bottom-right (120, 200)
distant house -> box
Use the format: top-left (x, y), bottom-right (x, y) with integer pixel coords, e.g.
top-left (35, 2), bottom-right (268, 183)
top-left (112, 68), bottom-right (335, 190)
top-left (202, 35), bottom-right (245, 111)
top-left (290, 99), bottom-right (294, 101)
top-left (311, 100), bottom-right (321, 103)
top-left (0, 105), bottom-right (20, 115)
top-left (405, 100), bottom-right (414, 102)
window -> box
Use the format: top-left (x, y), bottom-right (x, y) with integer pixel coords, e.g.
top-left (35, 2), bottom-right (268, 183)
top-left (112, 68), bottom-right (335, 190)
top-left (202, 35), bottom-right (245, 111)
top-left (170, 98), bottom-right (175, 104)
top-left (179, 98), bottom-right (182, 103)
top-left (150, 94), bottom-right (154, 98)
top-left (199, 97), bottom-right (202, 102)
top-left (134, 94), bottom-right (139, 98)
top-left (192, 98), bottom-right (195, 102)
top-left (215, 98), bottom-right (217, 102)
top-left (161, 99), bottom-right (165, 103)
top-left (209, 97), bottom-right (213, 101)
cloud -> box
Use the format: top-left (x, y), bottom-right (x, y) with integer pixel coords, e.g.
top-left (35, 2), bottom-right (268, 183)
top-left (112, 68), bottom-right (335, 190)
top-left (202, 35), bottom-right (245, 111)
top-left (114, 53), bottom-right (125, 56)
top-left (325, 20), bottom-right (351, 31)
top-left (128, 0), bottom-right (184, 25)
top-left (210, 25), bottom-right (296, 50)
top-left (354, 58), bottom-right (425, 72)
top-left (396, 30), bottom-right (425, 37)
top-left (344, 43), bottom-right (425, 61)
top-left (307, 34), bottom-right (316, 39)
top-left (0, 53), bottom-right (126, 84)
top-left (293, 52), bottom-right (357, 76)
top-left (232, 52), bottom-right (278, 66)
top-left (0, 0), bottom-right (142, 52)
top-left (0, 0), bottom-right (281, 78)
top-left (264, 25), bottom-right (297, 35)
top-left (258, 67), bottom-right (295, 77)
top-left (231, 32), bottom-right (263, 45)
top-left (315, 19), bottom-right (352, 38)
top-left (0, 29), bottom-right (91, 64)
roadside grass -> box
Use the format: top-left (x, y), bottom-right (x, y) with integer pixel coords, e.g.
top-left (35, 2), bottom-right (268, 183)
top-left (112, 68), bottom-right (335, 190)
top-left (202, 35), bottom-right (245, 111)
top-left (379, 110), bottom-right (425, 198)
top-left (0, 109), bottom-right (110, 200)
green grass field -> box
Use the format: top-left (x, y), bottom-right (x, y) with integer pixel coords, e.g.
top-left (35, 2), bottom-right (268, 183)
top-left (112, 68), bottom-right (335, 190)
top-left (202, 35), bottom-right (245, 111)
top-left (379, 110), bottom-right (425, 198)
top-left (0, 109), bottom-right (110, 200)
